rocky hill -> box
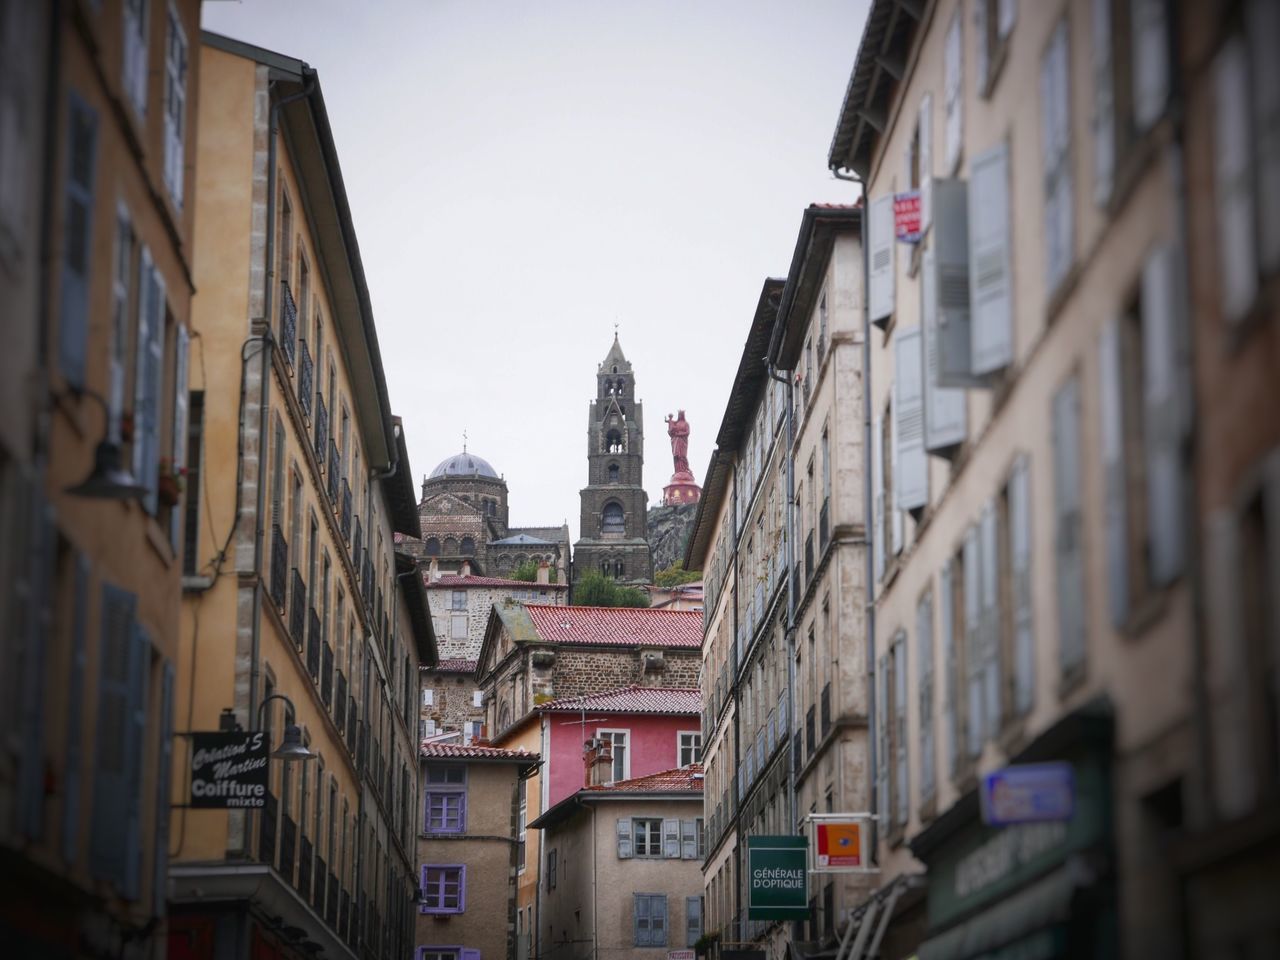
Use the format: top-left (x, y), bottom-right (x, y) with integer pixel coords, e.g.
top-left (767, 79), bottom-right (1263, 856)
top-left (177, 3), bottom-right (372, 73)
top-left (647, 502), bottom-right (699, 573)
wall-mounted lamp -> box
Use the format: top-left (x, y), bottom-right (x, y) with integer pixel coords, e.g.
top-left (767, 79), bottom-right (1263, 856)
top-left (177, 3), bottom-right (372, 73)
top-left (256, 693), bottom-right (316, 763)
top-left (61, 389), bottom-right (148, 501)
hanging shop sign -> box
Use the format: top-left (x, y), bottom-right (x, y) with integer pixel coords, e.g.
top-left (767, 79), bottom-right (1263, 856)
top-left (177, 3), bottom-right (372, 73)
top-left (894, 190), bottom-right (922, 243)
top-left (189, 731), bottom-right (269, 808)
top-left (980, 762), bottom-right (1075, 827)
top-left (747, 835), bottom-right (808, 920)
top-left (805, 813), bottom-right (878, 873)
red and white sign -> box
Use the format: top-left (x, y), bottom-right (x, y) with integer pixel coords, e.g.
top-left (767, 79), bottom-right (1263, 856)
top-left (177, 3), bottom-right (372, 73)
top-left (815, 821), bottom-right (863, 868)
top-left (894, 190), bottom-right (922, 243)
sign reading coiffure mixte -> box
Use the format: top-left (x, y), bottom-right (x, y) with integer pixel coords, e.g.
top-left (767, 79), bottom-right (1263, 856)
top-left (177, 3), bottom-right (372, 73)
top-left (747, 835), bottom-right (808, 920)
top-left (190, 732), bottom-right (269, 808)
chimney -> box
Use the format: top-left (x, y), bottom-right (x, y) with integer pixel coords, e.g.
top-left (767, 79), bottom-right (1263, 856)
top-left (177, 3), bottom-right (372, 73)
top-left (460, 560), bottom-right (471, 577)
top-left (536, 561), bottom-right (550, 585)
top-left (428, 557), bottom-right (440, 582)
top-left (584, 739), bottom-right (614, 787)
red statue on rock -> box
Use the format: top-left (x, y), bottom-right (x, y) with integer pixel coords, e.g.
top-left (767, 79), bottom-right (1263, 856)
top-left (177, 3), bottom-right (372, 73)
top-left (663, 411), bottom-right (701, 506)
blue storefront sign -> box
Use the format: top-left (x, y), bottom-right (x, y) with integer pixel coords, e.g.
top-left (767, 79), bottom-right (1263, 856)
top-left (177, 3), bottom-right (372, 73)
top-left (980, 762), bottom-right (1075, 826)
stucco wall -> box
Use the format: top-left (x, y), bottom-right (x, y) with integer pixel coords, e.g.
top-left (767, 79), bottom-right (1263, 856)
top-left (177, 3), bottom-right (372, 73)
top-left (546, 712), bottom-right (701, 807)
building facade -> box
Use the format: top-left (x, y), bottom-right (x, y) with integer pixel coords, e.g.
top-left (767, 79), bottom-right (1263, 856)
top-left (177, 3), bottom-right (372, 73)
top-left (531, 766), bottom-right (706, 960)
top-left (416, 743), bottom-right (540, 960)
top-left (0, 2), bottom-right (201, 957)
top-left (168, 34), bottom-right (432, 960)
top-left (573, 336), bottom-right (654, 586)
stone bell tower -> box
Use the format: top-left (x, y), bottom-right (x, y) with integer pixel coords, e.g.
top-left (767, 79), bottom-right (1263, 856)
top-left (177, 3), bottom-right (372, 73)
top-left (572, 335), bottom-right (654, 586)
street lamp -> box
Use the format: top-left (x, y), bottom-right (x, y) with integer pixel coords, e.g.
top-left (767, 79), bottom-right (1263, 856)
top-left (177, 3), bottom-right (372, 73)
top-left (61, 388), bottom-right (148, 501)
top-left (256, 693), bottom-right (317, 763)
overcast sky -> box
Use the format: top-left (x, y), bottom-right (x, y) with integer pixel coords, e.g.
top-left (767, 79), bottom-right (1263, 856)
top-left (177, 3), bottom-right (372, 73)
top-left (202, 0), bottom-right (869, 548)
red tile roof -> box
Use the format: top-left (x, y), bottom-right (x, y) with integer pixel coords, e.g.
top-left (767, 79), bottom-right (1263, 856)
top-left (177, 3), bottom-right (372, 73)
top-left (586, 764), bottom-right (704, 793)
top-left (421, 658), bottom-right (477, 674)
top-left (524, 604), bottom-right (702, 648)
top-left (423, 574), bottom-right (568, 590)
top-left (537, 685), bottom-right (701, 716)
top-left (420, 742), bottom-right (540, 762)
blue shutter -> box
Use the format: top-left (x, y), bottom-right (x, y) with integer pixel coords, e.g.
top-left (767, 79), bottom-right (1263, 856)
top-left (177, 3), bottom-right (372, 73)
top-left (1214, 35), bottom-right (1256, 324)
top-left (1053, 376), bottom-right (1087, 672)
top-left (170, 323), bottom-right (190, 545)
top-left (1131, 0), bottom-right (1169, 131)
top-left (63, 552), bottom-right (91, 862)
top-left (893, 637), bottom-right (908, 827)
top-left (18, 485), bottom-right (55, 839)
top-left (872, 414), bottom-right (885, 583)
top-left (919, 93), bottom-right (934, 230)
top-left (940, 561), bottom-right (958, 776)
top-left (616, 817), bottom-right (632, 859)
top-left (133, 247), bottom-right (154, 488)
top-left (1010, 456), bottom-right (1035, 714)
top-left (929, 179), bottom-right (982, 388)
top-left (653, 895), bottom-right (668, 946)
top-left (1092, 0), bottom-right (1115, 206)
top-left (635, 894), bottom-right (650, 946)
top-left (963, 526), bottom-right (983, 756)
top-left (916, 589), bottom-right (935, 802)
top-left (662, 818), bottom-right (680, 858)
top-left (868, 194), bottom-right (895, 326)
top-left (1144, 244), bottom-right (1187, 587)
top-left (894, 329), bottom-right (928, 511)
top-left (142, 265), bottom-right (166, 514)
top-left (979, 503), bottom-right (1001, 735)
top-left (974, 0), bottom-right (989, 88)
top-left (91, 584), bottom-right (136, 885)
top-left (968, 143), bottom-right (1014, 375)
top-left (122, 624), bottom-right (152, 900)
top-left (875, 653), bottom-right (889, 823)
top-left (59, 93), bottom-right (98, 388)
top-left (686, 896), bottom-right (702, 946)
top-left (922, 245), bottom-right (968, 454)
top-left (153, 660), bottom-right (174, 915)
top-left (1249, 0), bottom-right (1280, 273)
top-left (1099, 316), bottom-right (1129, 627)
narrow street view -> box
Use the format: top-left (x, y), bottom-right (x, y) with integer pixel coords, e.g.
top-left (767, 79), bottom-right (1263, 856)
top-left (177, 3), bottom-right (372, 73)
top-left (0, 1), bottom-right (1276, 959)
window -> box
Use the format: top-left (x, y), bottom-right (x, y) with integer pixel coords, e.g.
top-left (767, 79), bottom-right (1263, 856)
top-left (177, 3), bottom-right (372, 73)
top-left (1041, 19), bottom-right (1073, 296)
top-left (686, 897), bottom-right (703, 947)
top-left (0, 0), bottom-right (35, 264)
top-left (976, 0), bottom-right (1017, 96)
top-left (608, 462), bottom-right (620, 482)
top-left (450, 590), bottom-right (466, 611)
top-left (426, 792), bottom-right (464, 833)
top-left (599, 729), bottom-right (629, 781)
top-left (517, 778), bottom-right (527, 872)
top-left (162, 5), bottom-right (187, 206)
top-left (678, 732), bottom-right (702, 767)
top-left (546, 848), bottom-right (557, 889)
top-left (421, 688), bottom-right (434, 708)
top-left (916, 588), bottom-right (936, 808)
top-left (420, 865), bottom-right (464, 913)
top-left (108, 207), bottom-right (135, 438)
top-left (1053, 376), bottom-right (1087, 676)
top-left (122, 0), bottom-right (148, 115)
top-left (59, 94), bottom-right (99, 390)
top-left (602, 502), bottom-right (625, 534)
top-left (425, 538), bottom-right (441, 556)
top-left (450, 615), bottom-right (467, 640)
top-left (472, 690), bottom-right (484, 708)
top-left (634, 894), bottom-right (668, 947)
top-left (633, 818), bottom-right (662, 857)
top-left (876, 633), bottom-right (909, 831)
top-left (181, 392), bottom-right (204, 575)
top-left (943, 7), bottom-right (963, 173)
top-left (460, 537), bottom-right (475, 556)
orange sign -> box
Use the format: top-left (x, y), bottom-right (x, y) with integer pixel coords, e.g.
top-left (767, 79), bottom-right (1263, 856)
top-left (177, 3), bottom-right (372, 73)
top-left (816, 822), bottom-right (862, 868)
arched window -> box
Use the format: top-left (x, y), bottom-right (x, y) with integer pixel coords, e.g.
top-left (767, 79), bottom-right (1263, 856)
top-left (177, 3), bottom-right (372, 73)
top-left (602, 502), bottom-right (625, 534)
top-left (460, 537), bottom-right (476, 556)
top-left (614, 561), bottom-right (624, 578)
top-left (497, 554), bottom-right (512, 571)
top-left (425, 538), bottom-right (441, 556)
top-left (605, 430), bottom-right (623, 453)
top-left (608, 462), bottom-right (620, 483)
top-left (600, 561), bottom-right (609, 575)
top-left (612, 365), bottom-right (618, 374)
top-left (443, 537), bottom-right (458, 555)
top-left (499, 703), bottom-right (511, 731)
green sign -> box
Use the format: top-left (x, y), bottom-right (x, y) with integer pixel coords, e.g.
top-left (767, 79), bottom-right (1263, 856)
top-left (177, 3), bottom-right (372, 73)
top-left (747, 835), bottom-right (809, 920)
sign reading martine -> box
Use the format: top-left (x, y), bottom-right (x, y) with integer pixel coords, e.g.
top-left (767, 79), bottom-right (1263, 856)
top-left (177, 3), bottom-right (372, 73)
top-left (190, 732), bottom-right (269, 808)
top-left (747, 835), bottom-right (808, 920)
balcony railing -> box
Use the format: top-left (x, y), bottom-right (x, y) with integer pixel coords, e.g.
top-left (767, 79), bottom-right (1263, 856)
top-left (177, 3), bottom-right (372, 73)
top-left (297, 835), bottom-right (312, 899)
top-left (327, 872), bottom-right (339, 926)
top-left (289, 570), bottom-right (306, 647)
top-left (336, 671), bottom-right (347, 731)
top-left (340, 890), bottom-right (350, 945)
top-left (821, 682), bottom-right (831, 738)
top-left (313, 856), bottom-right (326, 912)
top-left (280, 282), bottom-right (297, 370)
top-left (327, 439), bottom-right (340, 504)
top-left (279, 812), bottom-right (297, 884)
top-left (819, 497), bottom-right (830, 551)
top-left (792, 562), bottom-right (802, 603)
top-left (352, 515), bottom-right (362, 571)
top-left (258, 790), bottom-right (277, 865)
top-left (298, 340), bottom-right (313, 421)
top-left (793, 729), bottom-right (803, 771)
top-left (805, 705), bottom-right (816, 758)
top-left (307, 609), bottom-right (321, 680)
top-left (340, 479), bottom-right (352, 542)
top-left (805, 531), bottom-right (815, 581)
top-left (321, 643), bottom-right (334, 707)
top-left (347, 696), bottom-right (357, 745)
top-left (314, 392), bottom-right (328, 461)
top-left (270, 525), bottom-right (288, 612)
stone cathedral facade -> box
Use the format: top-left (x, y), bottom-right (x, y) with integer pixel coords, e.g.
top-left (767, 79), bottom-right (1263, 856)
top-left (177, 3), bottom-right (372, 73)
top-left (572, 337), bottom-right (654, 585)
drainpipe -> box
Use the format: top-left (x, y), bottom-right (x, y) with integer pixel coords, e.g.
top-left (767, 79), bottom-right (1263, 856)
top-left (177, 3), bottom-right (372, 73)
top-left (591, 803), bottom-right (599, 960)
top-left (727, 461), bottom-right (743, 943)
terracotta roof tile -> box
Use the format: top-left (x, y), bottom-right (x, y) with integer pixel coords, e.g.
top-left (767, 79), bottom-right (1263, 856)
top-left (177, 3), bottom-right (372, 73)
top-left (421, 658), bottom-right (477, 674)
top-left (423, 574), bottom-right (567, 590)
top-left (420, 742), bottom-right (540, 762)
top-left (524, 604), bottom-right (702, 648)
top-left (537, 685), bottom-right (701, 715)
top-left (586, 764), bottom-right (704, 793)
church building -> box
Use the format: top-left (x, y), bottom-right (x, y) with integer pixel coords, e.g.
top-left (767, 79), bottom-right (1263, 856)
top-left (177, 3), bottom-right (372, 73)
top-left (573, 336), bottom-right (654, 585)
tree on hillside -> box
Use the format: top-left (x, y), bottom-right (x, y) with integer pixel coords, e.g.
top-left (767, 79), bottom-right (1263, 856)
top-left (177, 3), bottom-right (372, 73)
top-left (573, 571), bottom-right (650, 608)
top-left (654, 561), bottom-right (702, 589)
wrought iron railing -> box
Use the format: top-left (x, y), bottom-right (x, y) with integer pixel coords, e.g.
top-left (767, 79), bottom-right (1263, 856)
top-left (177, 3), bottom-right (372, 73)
top-left (821, 682), bottom-right (831, 738)
top-left (340, 479), bottom-right (352, 542)
top-left (314, 392), bottom-right (328, 460)
top-left (327, 439), bottom-right (340, 503)
top-left (819, 497), bottom-right (830, 551)
top-left (335, 671), bottom-right (347, 731)
top-left (298, 340), bottom-right (313, 420)
top-left (297, 835), bottom-right (312, 899)
top-left (307, 609), bottom-right (321, 680)
top-left (258, 790), bottom-right (277, 865)
top-left (279, 812), bottom-right (297, 884)
top-left (327, 872), bottom-right (339, 926)
top-left (313, 856), bottom-right (326, 911)
top-left (280, 282), bottom-right (297, 370)
top-left (352, 515), bottom-right (362, 571)
top-left (321, 643), bottom-right (334, 707)
top-left (805, 531), bottom-right (815, 581)
top-left (339, 890), bottom-right (350, 944)
top-left (270, 524), bottom-right (288, 611)
top-left (289, 570), bottom-right (306, 646)
top-left (805, 705), bottom-right (816, 757)
top-left (347, 697), bottom-right (357, 745)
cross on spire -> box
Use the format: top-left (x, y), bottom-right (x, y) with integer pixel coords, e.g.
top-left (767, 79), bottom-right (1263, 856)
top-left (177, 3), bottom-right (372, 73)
top-left (462, 428), bottom-right (467, 453)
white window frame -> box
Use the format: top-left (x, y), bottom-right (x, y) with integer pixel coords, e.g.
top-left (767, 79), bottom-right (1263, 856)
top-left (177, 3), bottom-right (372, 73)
top-left (677, 731), bottom-right (702, 768)
top-left (421, 687), bottom-right (434, 708)
top-left (122, 0), bottom-right (149, 117)
top-left (162, 3), bottom-right (187, 207)
top-left (597, 728), bottom-right (630, 782)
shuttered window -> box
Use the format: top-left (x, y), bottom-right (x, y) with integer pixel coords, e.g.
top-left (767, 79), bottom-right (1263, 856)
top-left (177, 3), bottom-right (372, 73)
top-left (979, 503), bottom-right (1001, 736)
top-left (929, 179), bottom-right (982, 390)
top-left (944, 9), bottom-right (963, 173)
top-left (163, 6), bottom-right (187, 207)
top-left (894, 329), bottom-right (928, 511)
top-left (133, 248), bottom-right (166, 514)
top-left (17, 486), bottom-right (55, 839)
top-left (59, 94), bottom-right (98, 389)
top-left (686, 897), bottom-right (703, 947)
top-left (1214, 35), bottom-right (1257, 324)
top-left (1053, 376), bottom-right (1087, 674)
top-left (868, 194), bottom-right (895, 326)
top-left (963, 527), bottom-right (983, 757)
top-left (122, 625), bottom-right (152, 900)
top-left (1142, 244), bottom-right (1185, 586)
top-left (919, 93), bottom-right (934, 230)
top-left (916, 589), bottom-right (936, 805)
top-left (1092, 0), bottom-right (1115, 206)
top-left (1249, 0), bottom-right (1280, 275)
top-left (922, 246), bottom-right (967, 455)
top-left (153, 661), bottom-right (174, 914)
top-left (91, 584), bottom-right (136, 889)
top-left (968, 143), bottom-right (1013, 375)
top-left (616, 817), bottom-right (633, 859)
top-left (122, 0), bottom-right (149, 115)
top-left (662, 818), bottom-right (681, 859)
top-left (63, 552), bottom-right (90, 861)
top-left (1041, 20), bottom-right (1073, 295)
top-left (875, 653), bottom-right (889, 830)
top-left (169, 323), bottom-right (190, 546)
top-left (1130, 0), bottom-right (1169, 131)
top-left (871, 414), bottom-right (885, 583)
top-left (634, 894), bottom-right (668, 946)
top-left (1098, 316), bottom-right (1129, 627)
top-left (892, 636), bottom-right (908, 828)
top-left (1008, 457), bottom-right (1034, 714)
top-left (110, 208), bottom-right (136, 439)
top-left (940, 561), bottom-right (958, 778)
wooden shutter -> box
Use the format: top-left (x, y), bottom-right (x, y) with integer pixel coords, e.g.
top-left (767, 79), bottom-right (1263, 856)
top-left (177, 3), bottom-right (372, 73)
top-left (1131, 0), bottom-right (1169, 131)
top-left (930, 179), bottom-right (982, 388)
top-left (652, 895), bottom-right (668, 945)
top-left (1009, 456), bottom-right (1034, 714)
top-left (1214, 36), bottom-right (1257, 324)
top-left (59, 94), bottom-right (98, 388)
top-left (868, 195), bottom-right (895, 326)
top-left (1249, 0), bottom-right (1280, 273)
top-left (1099, 316), bottom-right (1129, 627)
top-left (944, 10), bottom-right (963, 172)
top-left (687, 896), bottom-right (703, 946)
top-left (122, 624), bottom-right (152, 900)
top-left (1092, 0), bottom-right (1115, 206)
top-left (919, 93), bottom-right (934, 230)
top-left (968, 143), bottom-right (1013, 375)
top-left (975, 0), bottom-right (989, 90)
top-left (893, 637), bottom-right (908, 828)
top-left (63, 552), bottom-right (90, 862)
top-left (922, 247), bottom-right (968, 455)
top-left (963, 526), bottom-right (983, 756)
top-left (142, 264), bottom-right (166, 514)
top-left (170, 323), bottom-right (190, 544)
top-left (616, 817), bottom-right (633, 859)
top-left (894, 329), bottom-right (928, 511)
top-left (1141, 245), bottom-right (1185, 589)
top-left (872, 414), bottom-right (885, 583)
top-left (680, 819), bottom-right (697, 859)
top-left (17, 486), bottom-right (55, 839)
top-left (91, 584), bottom-right (136, 885)
top-left (1042, 20), bottom-right (1073, 293)
top-left (635, 894), bottom-right (651, 945)
top-left (875, 653), bottom-right (889, 823)
top-left (979, 502), bottom-right (1001, 735)
top-left (940, 560), bottom-right (958, 776)
top-left (271, 414), bottom-right (285, 529)
top-left (663, 818), bottom-right (681, 858)
top-left (1053, 376), bottom-right (1087, 673)
top-left (916, 589), bottom-right (935, 802)
top-left (153, 660), bottom-right (174, 914)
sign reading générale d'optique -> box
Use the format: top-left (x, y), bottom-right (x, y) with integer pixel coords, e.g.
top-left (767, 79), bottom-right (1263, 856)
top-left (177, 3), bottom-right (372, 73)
top-left (189, 731), bottom-right (269, 808)
top-left (746, 835), bottom-right (809, 920)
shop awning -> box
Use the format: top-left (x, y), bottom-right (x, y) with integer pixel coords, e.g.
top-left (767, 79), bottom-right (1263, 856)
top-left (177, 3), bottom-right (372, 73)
top-left (918, 863), bottom-right (1078, 960)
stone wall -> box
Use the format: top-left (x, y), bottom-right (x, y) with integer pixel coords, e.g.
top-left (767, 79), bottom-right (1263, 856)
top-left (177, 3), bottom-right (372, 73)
top-left (646, 502), bottom-right (699, 573)
top-left (419, 670), bottom-right (483, 739)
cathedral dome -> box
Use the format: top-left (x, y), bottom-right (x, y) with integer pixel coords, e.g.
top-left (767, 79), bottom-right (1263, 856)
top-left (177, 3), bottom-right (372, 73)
top-left (429, 452), bottom-right (499, 479)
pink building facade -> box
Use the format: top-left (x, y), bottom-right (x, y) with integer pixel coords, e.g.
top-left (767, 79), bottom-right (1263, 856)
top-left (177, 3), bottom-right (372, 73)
top-left (536, 687), bottom-right (703, 809)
